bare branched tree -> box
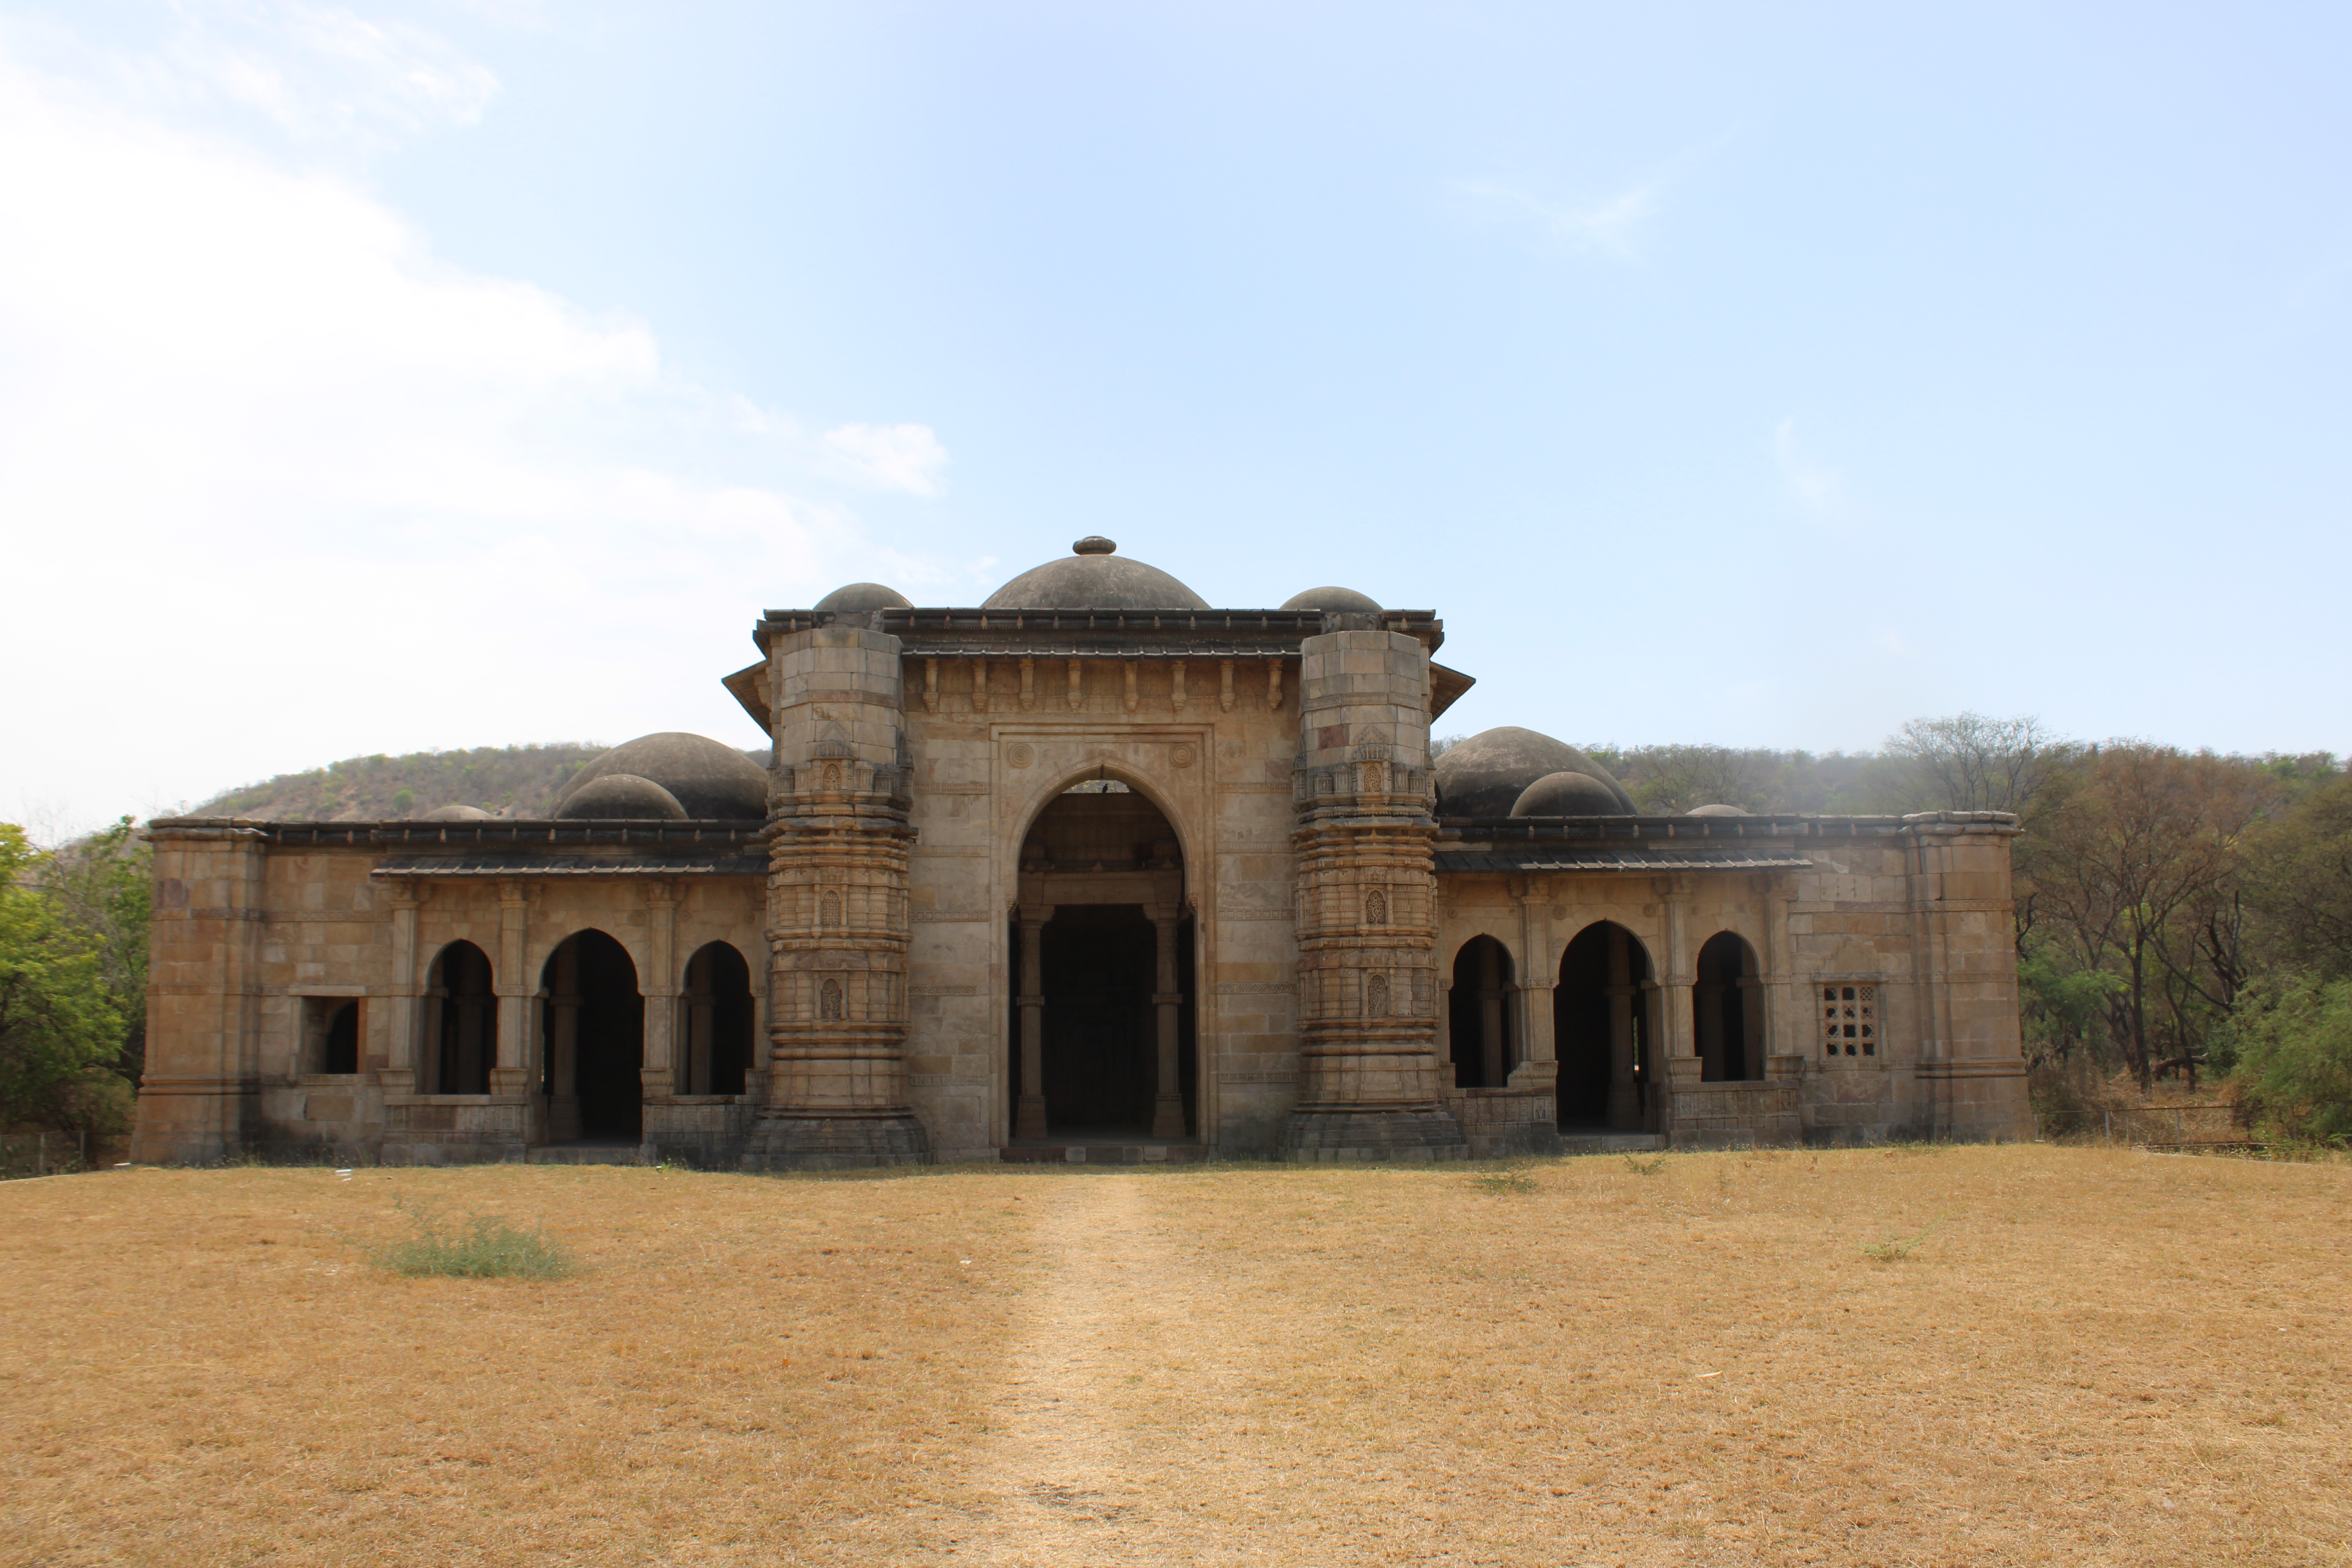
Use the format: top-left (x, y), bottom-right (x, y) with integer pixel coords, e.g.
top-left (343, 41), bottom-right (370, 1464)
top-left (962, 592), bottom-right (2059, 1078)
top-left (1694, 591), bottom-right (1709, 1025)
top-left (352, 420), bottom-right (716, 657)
top-left (1883, 713), bottom-right (2065, 817)
top-left (2031, 744), bottom-right (2274, 1089)
top-left (1613, 745), bottom-right (1773, 815)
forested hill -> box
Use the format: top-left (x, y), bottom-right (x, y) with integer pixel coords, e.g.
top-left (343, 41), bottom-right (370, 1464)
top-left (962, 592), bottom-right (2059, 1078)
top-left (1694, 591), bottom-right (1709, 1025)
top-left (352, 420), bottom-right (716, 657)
top-left (190, 744), bottom-right (615, 821)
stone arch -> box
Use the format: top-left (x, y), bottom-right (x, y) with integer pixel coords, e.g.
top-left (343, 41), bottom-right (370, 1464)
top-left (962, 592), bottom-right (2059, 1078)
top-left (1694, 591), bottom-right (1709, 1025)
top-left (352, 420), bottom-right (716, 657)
top-left (1447, 934), bottom-right (1516, 1089)
top-left (1007, 768), bottom-right (1196, 1143)
top-left (680, 942), bottom-right (755, 1096)
top-left (1554, 921), bottom-right (1654, 1129)
top-left (1012, 760), bottom-right (1198, 874)
top-left (423, 940), bottom-right (495, 1095)
top-left (1695, 930), bottom-right (1764, 1082)
top-left (539, 929), bottom-right (644, 1140)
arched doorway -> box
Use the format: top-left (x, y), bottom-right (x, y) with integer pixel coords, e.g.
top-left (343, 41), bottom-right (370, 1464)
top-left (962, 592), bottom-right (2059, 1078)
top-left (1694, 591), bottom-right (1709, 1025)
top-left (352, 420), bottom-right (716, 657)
top-left (1695, 931), bottom-right (1763, 1082)
top-left (1555, 922), bottom-right (1653, 1130)
top-left (541, 930), bottom-right (644, 1141)
top-left (1009, 780), bottom-right (1194, 1141)
top-left (681, 942), bottom-right (754, 1096)
top-left (425, 940), bottom-right (495, 1094)
top-left (1448, 936), bottom-right (1515, 1087)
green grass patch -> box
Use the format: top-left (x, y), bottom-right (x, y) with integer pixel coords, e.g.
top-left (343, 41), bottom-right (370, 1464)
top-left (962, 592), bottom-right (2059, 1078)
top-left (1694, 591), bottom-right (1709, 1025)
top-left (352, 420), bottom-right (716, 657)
top-left (1860, 1213), bottom-right (1950, 1263)
top-left (365, 1206), bottom-right (577, 1279)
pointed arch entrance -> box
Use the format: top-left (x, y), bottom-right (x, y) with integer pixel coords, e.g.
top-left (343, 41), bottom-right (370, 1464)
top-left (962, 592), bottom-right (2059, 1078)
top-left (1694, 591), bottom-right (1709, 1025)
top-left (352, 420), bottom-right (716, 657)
top-left (541, 930), bottom-right (644, 1142)
top-left (1554, 922), bottom-right (1653, 1131)
top-left (1448, 936), bottom-right (1515, 1087)
top-left (680, 942), bottom-right (754, 1096)
top-left (1695, 931), bottom-right (1764, 1082)
top-left (424, 940), bottom-right (495, 1095)
top-left (1009, 779), bottom-right (1195, 1142)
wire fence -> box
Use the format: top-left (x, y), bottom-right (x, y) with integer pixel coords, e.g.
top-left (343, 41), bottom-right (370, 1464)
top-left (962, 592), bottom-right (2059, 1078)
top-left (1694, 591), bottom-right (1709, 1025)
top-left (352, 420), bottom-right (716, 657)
top-left (0, 1131), bottom-right (118, 1180)
top-left (2095, 1103), bottom-right (2258, 1152)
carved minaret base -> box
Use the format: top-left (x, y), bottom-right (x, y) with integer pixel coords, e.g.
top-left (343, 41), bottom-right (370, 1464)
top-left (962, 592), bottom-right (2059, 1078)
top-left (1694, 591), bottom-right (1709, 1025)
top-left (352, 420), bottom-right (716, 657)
top-left (1279, 626), bottom-right (1467, 1163)
top-left (744, 621), bottom-right (931, 1170)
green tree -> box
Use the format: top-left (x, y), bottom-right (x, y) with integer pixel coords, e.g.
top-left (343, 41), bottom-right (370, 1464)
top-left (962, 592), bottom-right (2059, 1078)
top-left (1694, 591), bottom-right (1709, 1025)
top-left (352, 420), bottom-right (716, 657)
top-left (2030, 745), bottom-right (2272, 1090)
top-left (2226, 975), bottom-right (2352, 1142)
top-left (2243, 768), bottom-right (2352, 981)
top-left (0, 825), bottom-right (126, 1130)
top-left (31, 817), bottom-right (152, 1084)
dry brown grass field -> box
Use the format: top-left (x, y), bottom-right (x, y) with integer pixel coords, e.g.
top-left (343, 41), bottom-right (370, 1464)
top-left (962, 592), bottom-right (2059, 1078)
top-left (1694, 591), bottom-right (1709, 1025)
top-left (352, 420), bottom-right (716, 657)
top-left (3, 1145), bottom-right (2347, 1567)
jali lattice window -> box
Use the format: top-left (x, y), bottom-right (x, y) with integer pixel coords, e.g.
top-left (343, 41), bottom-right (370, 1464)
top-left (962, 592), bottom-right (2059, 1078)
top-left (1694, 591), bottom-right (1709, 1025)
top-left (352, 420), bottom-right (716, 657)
top-left (1823, 984), bottom-right (1876, 1056)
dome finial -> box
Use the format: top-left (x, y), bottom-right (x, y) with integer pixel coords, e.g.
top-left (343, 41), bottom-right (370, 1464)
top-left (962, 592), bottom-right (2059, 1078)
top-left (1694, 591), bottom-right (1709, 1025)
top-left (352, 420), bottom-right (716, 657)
top-left (1073, 535), bottom-right (1117, 555)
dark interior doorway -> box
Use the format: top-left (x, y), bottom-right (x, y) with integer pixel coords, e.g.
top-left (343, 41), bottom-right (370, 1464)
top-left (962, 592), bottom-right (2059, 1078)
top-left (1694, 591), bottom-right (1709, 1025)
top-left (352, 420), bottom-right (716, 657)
top-left (1696, 931), bottom-right (1761, 1082)
top-left (1448, 936), bottom-right (1515, 1088)
top-left (682, 942), bottom-right (754, 1096)
top-left (430, 940), bottom-right (495, 1095)
top-left (1555, 926), bottom-right (1613, 1123)
top-left (1009, 903), bottom-right (1196, 1136)
top-left (1554, 922), bottom-right (1651, 1129)
top-left (543, 930), bottom-right (644, 1138)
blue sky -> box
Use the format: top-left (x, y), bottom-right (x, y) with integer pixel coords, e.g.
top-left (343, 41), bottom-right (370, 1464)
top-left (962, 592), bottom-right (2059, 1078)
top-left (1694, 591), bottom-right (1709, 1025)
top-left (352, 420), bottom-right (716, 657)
top-left (4, 1), bottom-right (2347, 832)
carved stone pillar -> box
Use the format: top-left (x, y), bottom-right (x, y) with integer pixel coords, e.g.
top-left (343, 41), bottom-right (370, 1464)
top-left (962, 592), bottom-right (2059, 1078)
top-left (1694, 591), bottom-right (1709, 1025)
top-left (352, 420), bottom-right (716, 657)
top-left (749, 620), bottom-right (931, 1168)
top-left (1762, 876), bottom-right (1801, 1082)
top-left (378, 882), bottom-right (423, 1093)
top-left (546, 937), bottom-right (582, 1141)
top-left (641, 882), bottom-right (680, 1101)
top-left (1014, 904), bottom-right (1051, 1139)
top-left (1509, 886), bottom-right (1557, 1094)
top-left (1658, 879), bottom-right (1701, 1133)
top-left (1281, 626), bottom-right (1466, 1161)
top-left (1149, 905), bottom-right (1187, 1139)
top-left (490, 881), bottom-right (532, 1096)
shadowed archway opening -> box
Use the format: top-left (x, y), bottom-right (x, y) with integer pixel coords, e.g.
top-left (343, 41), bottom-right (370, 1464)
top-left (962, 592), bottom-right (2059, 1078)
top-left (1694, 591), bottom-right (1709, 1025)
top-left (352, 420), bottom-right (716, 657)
top-left (1555, 922), bottom-right (1653, 1129)
top-left (681, 942), bottom-right (754, 1096)
top-left (425, 940), bottom-right (494, 1095)
top-left (1696, 931), bottom-right (1763, 1082)
top-left (1009, 781), bottom-right (1195, 1142)
top-left (541, 930), bottom-right (643, 1140)
top-left (1448, 935), bottom-right (1515, 1088)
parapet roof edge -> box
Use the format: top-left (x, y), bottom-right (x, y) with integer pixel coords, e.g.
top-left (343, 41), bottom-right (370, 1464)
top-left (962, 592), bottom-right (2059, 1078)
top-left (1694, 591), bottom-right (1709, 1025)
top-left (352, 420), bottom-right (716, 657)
top-left (754, 606), bottom-right (1446, 657)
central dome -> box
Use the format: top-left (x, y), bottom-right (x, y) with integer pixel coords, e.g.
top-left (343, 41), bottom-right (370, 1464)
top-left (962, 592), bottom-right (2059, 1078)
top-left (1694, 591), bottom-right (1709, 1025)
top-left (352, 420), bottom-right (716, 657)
top-left (983, 537), bottom-right (1209, 613)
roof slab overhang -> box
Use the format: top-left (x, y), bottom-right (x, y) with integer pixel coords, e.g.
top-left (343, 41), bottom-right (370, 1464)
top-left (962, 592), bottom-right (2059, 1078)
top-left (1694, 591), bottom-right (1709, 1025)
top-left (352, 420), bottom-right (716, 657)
top-left (726, 606), bottom-right (1472, 732)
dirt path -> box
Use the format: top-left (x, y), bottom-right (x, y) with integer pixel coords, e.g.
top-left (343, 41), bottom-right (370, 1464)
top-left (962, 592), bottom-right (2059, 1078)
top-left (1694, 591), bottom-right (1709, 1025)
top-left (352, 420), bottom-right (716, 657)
top-left (953, 1176), bottom-right (1240, 1565)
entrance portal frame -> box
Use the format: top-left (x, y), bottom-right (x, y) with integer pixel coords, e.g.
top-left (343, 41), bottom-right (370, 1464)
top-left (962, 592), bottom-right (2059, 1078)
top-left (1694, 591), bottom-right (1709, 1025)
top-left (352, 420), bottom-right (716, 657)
top-left (988, 745), bottom-right (1212, 1152)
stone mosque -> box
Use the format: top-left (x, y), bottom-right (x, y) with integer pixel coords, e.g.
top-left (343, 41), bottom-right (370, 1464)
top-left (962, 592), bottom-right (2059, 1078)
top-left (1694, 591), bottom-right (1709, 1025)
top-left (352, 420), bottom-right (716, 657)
top-left (131, 538), bottom-right (2032, 1167)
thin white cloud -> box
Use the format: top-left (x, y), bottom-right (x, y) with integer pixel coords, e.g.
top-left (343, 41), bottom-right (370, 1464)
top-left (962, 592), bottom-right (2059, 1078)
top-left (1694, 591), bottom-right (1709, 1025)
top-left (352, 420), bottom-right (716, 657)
top-left (820, 422), bottom-right (951, 497)
top-left (0, 30), bottom-right (949, 833)
top-left (1773, 418), bottom-right (1857, 528)
top-left (109, 0), bottom-right (502, 145)
top-left (1460, 177), bottom-right (1663, 262)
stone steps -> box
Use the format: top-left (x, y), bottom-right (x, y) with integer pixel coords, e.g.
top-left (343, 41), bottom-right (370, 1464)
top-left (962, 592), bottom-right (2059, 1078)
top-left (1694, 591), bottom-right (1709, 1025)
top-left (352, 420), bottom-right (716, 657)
top-left (1000, 1142), bottom-right (1210, 1165)
top-left (1555, 1131), bottom-right (1666, 1155)
top-left (525, 1142), bottom-right (654, 1166)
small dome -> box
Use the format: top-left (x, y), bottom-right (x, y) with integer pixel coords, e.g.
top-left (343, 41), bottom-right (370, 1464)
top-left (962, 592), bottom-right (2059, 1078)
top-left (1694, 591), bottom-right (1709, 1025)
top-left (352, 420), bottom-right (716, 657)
top-left (1510, 771), bottom-right (1626, 817)
top-left (815, 581), bottom-right (913, 612)
top-left (419, 803), bottom-right (491, 822)
top-left (983, 537), bottom-right (1209, 612)
top-left (1687, 802), bottom-right (1752, 817)
top-left (556, 773), bottom-right (689, 821)
top-left (556, 732), bottom-right (769, 820)
top-left (1280, 586), bottom-right (1382, 613)
top-left (1433, 727), bottom-right (1636, 817)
